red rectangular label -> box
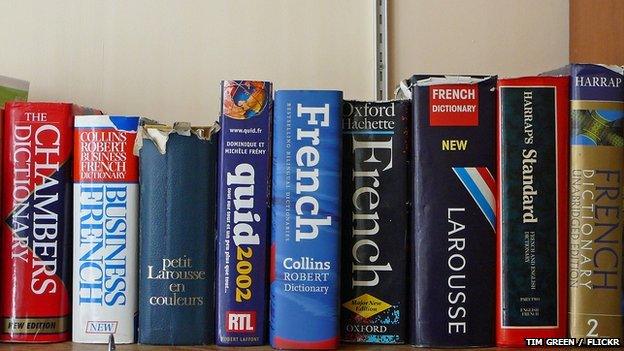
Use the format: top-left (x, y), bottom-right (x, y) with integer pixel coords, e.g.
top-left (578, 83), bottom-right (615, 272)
top-left (429, 84), bottom-right (479, 126)
top-left (226, 311), bottom-right (256, 333)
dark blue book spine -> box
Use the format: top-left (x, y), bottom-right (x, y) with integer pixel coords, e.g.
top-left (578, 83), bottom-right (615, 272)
top-left (216, 81), bottom-right (272, 345)
top-left (410, 76), bottom-right (496, 347)
top-left (138, 126), bottom-right (218, 345)
top-left (270, 90), bottom-right (342, 349)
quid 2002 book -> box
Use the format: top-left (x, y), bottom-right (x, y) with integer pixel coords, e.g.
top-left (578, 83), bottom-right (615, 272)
top-left (216, 80), bottom-right (272, 345)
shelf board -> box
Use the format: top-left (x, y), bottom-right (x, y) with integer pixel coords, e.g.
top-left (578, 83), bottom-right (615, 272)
top-left (0, 342), bottom-right (592, 351)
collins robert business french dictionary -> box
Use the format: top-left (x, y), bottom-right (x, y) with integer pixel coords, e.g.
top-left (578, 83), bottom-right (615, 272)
top-left (73, 115), bottom-right (140, 343)
top-left (137, 121), bottom-right (219, 345)
top-left (341, 100), bottom-right (410, 344)
top-left (496, 76), bottom-right (569, 346)
top-left (270, 90), bottom-right (343, 350)
top-left (216, 80), bottom-right (272, 346)
top-left (567, 64), bottom-right (624, 338)
top-left (409, 75), bottom-right (496, 347)
top-left (1, 102), bottom-right (101, 342)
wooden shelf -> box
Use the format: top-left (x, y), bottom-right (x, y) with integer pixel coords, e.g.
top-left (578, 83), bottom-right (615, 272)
top-left (0, 343), bottom-right (593, 351)
top-left (0, 343), bottom-right (417, 351)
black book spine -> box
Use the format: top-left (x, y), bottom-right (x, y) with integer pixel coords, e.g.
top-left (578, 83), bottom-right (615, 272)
top-left (341, 100), bottom-right (410, 344)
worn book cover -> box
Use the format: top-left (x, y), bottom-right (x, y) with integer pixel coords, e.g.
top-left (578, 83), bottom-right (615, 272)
top-left (496, 76), bottom-right (569, 346)
top-left (568, 64), bottom-right (624, 338)
top-left (410, 75), bottom-right (496, 347)
top-left (270, 90), bottom-right (343, 349)
top-left (72, 115), bottom-right (140, 343)
top-left (216, 80), bottom-right (272, 345)
top-left (340, 100), bottom-right (409, 344)
top-left (137, 122), bottom-right (219, 345)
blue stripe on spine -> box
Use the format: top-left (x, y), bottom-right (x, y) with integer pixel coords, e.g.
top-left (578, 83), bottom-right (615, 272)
top-left (453, 167), bottom-right (495, 228)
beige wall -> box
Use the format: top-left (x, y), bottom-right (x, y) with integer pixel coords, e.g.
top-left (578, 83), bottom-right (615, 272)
top-left (0, 0), bottom-right (375, 123)
top-left (389, 0), bottom-right (569, 91)
top-left (1, 1), bottom-right (569, 120)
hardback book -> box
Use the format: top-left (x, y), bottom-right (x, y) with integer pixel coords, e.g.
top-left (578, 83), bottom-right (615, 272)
top-left (72, 115), bottom-right (141, 343)
top-left (568, 64), bottom-right (624, 338)
top-left (340, 100), bottom-right (410, 344)
top-left (0, 75), bottom-right (29, 105)
top-left (137, 121), bottom-right (219, 345)
top-left (409, 75), bottom-right (496, 347)
top-left (1, 102), bottom-right (101, 342)
top-left (216, 80), bottom-right (272, 346)
top-left (270, 90), bottom-right (343, 349)
top-left (496, 76), bottom-right (569, 346)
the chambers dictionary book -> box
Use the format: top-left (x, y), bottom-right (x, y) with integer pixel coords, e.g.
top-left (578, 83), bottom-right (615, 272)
top-left (496, 76), bottom-right (569, 346)
top-left (341, 100), bottom-right (410, 344)
top-left (408, 75), bottom-right (496, 347)
top-left (137, 121), bottom-right (219, 345)
top-left (216, 80), bottom-right (272, 346)
top-left (1, 102), bottom-right (101, 342)
top-left (72, 115), bottom-right (140, 343)
top-left (270, 90), bottom-right (342, 349)
top-left (567, 64), bottom-right (624, 338)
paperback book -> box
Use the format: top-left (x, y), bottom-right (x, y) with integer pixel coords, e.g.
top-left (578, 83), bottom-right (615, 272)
top-left (270, 90), bottom-right (343, 349)
top-left (72, 115), bottom-right (140, 343)
top-left (341, 100), bottom-right (410, 344)
top-left (216, 80), bottom-right (272, 345)
top-left (409, 75), bottom-right (497, 347)
top-left (496, 76), bottom-right (569, 346)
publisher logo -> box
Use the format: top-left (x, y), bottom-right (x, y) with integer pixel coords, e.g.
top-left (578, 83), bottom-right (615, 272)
top-left (226, 311), bottom-right (256, 333)
top-left (429, 84), bottom-right (479, 126)
top-left (86, 321), bottom-right (118, 334)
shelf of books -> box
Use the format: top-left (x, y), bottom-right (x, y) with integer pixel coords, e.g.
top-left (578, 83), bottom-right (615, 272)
top-left (3, 33), bottom-right (624, 350)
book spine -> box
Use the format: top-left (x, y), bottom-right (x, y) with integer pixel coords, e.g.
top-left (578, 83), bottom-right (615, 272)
top-left (216, 81), bottom-right (272, 345)
top-left (72, 115), bottom-right (140, 343)
top-left (496, 77), bottom-right (569, 346)
top-left (138, 128), bottom-right (218, 345)
top-left (340, 100), bottom-right (409, 344)
top-left (1, 102), bottom-right (74, 342)
top-left (270, 90), bottom-right (342, 349)
top-left (569, 64), bottom-right (624, 338)
top-left (410, 77), bottom-right (496, 347)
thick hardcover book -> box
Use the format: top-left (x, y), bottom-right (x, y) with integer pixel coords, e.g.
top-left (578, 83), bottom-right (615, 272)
top-left (410, 75), bottom-right (496, 347)
top-left (216, 80), bottom-right (272, 345)
top-left (270, 90), bottom-right (343, 349)
top-left (0, 102), bottom-right (100, 342)
top-left (137, 122), bottom-right (219, 345)
top-left (568, 64), bottom-right (624, 338)
top-left (72, 115), bottom-right (140, 343)
top-left (340, 100), bottom-right (409, 344)
top-left (496, 77), bottom-right (569, 346)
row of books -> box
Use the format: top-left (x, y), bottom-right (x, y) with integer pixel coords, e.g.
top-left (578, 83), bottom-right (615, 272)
top-left (0, 63), bottom-right (622, 348)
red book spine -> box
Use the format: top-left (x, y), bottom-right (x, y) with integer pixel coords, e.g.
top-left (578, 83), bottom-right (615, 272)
top-left (496, 77), bottom-right (569, 346)
top-left (1, 102), bottom-right (74, 342)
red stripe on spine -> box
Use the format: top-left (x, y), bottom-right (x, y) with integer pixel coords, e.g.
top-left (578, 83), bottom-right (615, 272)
top-left (476, 166), bottom-right (495, 193)
top-left (272, 336), bottom-right (339, 350)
